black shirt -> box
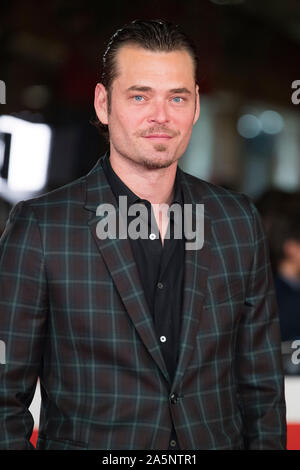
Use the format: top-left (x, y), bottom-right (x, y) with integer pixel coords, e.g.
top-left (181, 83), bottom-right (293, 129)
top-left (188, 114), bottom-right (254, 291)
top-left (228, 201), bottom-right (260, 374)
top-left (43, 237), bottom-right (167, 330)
top-left (101, 153), bottom-right (185, 450)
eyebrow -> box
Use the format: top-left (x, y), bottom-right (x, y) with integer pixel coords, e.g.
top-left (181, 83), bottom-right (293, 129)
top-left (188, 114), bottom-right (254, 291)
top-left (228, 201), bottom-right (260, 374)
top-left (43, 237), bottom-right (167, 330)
top-left (126, 85), bottom-right (192, 94)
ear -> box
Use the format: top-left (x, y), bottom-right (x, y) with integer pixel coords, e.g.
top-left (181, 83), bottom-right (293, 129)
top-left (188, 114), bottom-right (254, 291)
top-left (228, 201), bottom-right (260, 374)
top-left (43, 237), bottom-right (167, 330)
top-left (193, 84), bottom-right (200, 125)
top-left (94, 83), bottom-right (109, 125)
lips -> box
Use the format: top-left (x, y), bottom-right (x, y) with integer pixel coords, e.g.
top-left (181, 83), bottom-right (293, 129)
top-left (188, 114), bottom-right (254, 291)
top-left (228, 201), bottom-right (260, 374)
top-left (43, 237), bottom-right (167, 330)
top-left (144, 134), bottom-right (172, 138)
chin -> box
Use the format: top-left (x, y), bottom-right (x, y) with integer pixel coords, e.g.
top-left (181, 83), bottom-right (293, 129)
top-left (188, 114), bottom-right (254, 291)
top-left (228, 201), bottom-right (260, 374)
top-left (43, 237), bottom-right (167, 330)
top-left (140, 156), bottom-right (176, 170)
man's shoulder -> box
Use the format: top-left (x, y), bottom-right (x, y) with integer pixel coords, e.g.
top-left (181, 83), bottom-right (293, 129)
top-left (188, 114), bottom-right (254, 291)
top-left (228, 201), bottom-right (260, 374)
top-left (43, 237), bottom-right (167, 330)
top-left (19, 174), bottom-right (85, 218)
top-left (17, 156), bottom-right (104, 215)
top-left (179, 168), bottom-right (254, 220)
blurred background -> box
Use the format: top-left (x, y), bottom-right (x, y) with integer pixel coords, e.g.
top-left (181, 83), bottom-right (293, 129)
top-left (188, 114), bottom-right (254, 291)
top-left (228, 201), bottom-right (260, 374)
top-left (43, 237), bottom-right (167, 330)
top-left (0, 0), bottom-right (300, 449)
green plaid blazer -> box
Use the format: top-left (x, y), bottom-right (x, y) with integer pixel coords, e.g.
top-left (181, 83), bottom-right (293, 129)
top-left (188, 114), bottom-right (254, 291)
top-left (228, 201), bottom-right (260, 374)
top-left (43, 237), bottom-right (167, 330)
top-left (0, 153), bottom-right (286, 450)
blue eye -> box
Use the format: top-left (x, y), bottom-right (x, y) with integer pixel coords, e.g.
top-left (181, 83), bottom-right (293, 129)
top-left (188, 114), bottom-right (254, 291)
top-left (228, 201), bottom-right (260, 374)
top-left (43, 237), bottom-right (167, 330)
top-left (172, 97), bottom-right (183, 103)
top-left (134, 96), bottom-right (144, 101)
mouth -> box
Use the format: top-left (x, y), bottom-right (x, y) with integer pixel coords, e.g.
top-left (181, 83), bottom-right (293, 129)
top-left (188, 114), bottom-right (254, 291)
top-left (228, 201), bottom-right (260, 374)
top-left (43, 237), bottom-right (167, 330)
top-left (144, 134), bottom-right (173, 139)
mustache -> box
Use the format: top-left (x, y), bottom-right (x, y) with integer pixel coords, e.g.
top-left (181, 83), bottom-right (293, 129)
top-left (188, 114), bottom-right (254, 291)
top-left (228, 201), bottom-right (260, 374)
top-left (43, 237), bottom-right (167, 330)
top-left (136, 127), bottom-right (179, 137)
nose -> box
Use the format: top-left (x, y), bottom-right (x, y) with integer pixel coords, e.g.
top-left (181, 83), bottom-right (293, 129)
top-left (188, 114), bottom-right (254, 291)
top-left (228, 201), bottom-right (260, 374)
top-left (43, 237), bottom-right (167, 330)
top-left (148, 99), bottom-right (170, 124)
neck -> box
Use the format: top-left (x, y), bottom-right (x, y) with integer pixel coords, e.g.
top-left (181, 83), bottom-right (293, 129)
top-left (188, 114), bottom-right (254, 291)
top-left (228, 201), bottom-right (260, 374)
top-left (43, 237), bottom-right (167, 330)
top-left (108, 151), bottom-right (178, 206)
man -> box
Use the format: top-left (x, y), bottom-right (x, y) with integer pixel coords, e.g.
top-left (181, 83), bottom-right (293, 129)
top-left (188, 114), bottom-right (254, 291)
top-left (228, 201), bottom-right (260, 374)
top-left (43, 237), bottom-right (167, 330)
top-left (275, 218), bottom-right (300, 342)
top-left (270, 215), bottom-right (300, 342)
top-left (0, 19), bottom-right (286, 450)
top-left (255, 191), bottom-right (300, 343)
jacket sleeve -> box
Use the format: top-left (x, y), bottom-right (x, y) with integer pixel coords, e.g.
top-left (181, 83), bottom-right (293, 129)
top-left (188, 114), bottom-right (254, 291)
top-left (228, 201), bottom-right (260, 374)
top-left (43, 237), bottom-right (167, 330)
top-left (235, 195), bottom-right (287, 450)
top-left (0, 201), bottom-right (48, 449)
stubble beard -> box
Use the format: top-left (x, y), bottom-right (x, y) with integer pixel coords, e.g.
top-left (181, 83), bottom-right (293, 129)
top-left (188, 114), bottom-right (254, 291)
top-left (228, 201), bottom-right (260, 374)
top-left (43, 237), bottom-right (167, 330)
top-left (133, 150), bottom-right (176, 170)
top-left (140, 144), bottom-right (175, 169)
top-left (110, 123), bottom-right (181, 170)
top-left (113, 143), bottom-right (177, 170)
top-left (133, 126), bottom-right (180, 169)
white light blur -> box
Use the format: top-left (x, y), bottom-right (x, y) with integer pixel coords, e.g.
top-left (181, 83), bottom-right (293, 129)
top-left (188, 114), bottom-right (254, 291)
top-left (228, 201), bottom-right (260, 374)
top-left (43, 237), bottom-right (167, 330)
top-left (0, 115), bottom-right (51, 191)
top-left (237, 114), bottom-right (262, 139)
top-left (260, 110), bottom-right (284, 134)
top-left (0, 135), bottom-right (5, 170)
top-left (273, 114), bottom-right (300, 190)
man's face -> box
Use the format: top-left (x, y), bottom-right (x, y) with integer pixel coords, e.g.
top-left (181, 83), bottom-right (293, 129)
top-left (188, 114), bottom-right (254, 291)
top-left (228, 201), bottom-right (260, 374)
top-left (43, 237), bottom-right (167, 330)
top-left (95, 45), bottom-right (200, 170)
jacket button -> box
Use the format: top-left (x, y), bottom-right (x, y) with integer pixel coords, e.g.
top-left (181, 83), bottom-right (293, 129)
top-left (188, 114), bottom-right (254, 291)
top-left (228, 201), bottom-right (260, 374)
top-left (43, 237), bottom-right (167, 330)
top-left (169, 392), bottom-right (178, 404)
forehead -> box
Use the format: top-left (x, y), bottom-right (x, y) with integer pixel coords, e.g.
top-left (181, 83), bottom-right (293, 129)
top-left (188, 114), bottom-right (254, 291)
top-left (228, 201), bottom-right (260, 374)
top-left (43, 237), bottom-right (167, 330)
top-left (113, 45), bottom-right (195, 89)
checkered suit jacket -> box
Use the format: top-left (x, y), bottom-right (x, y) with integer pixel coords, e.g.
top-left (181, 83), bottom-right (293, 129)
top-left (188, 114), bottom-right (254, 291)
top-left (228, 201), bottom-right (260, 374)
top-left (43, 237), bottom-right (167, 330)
top-left (0, 153), bottom-right (286, 450)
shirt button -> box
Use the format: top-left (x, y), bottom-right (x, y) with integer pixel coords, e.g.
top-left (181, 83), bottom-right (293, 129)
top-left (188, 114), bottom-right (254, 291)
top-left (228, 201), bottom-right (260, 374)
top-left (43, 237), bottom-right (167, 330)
top-left (170, 440), bottom-right (177, 447)
top-left (149, 233), bottom-right (156, 240)
top-left (160, 335), bottom-right (166, 343)
top-left (157, 282), bottom-right (164, 289)
top-left (169, 393), bottom-right (178, 404)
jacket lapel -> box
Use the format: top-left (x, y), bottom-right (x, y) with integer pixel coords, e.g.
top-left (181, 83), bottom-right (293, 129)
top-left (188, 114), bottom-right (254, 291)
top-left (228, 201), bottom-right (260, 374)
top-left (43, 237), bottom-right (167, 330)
top-left (83, 154), bottom-right (211, 391)
top-left (84, 154), bottom-right (171, 385)
top-left (171, 170), bottom-right (211, 393)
